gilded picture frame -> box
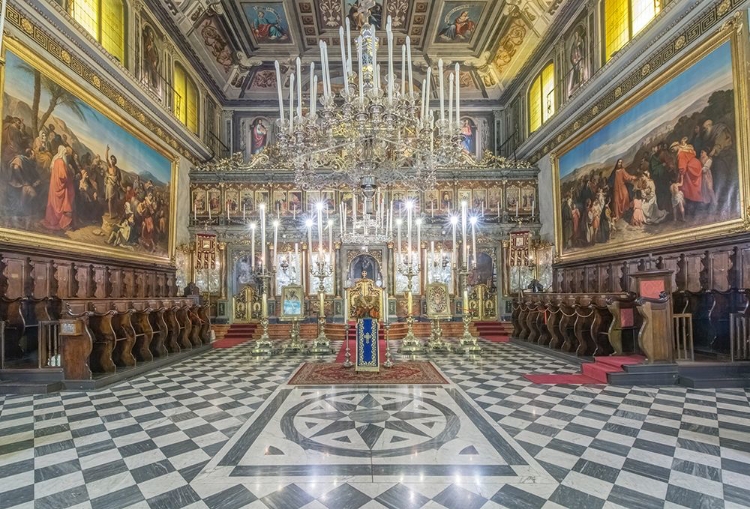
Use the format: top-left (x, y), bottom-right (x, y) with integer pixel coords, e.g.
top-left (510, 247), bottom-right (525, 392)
top-left (552, 23), bottom-right (750, 262)
top-left (280, 283), bottom-right (304, 320)
top-left (0, 38), bottom-right (178, 265)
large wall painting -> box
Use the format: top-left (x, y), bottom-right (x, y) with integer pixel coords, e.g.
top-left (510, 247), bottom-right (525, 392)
top-left (554, 34), bottom-right (749, 261)
top-left (1, 47), bottom-right (175, 262)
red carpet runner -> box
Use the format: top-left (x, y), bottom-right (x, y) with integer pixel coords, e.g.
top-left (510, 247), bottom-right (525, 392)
top-left (524, 355), bottom-right (646, 385)
top-left (212, 323), bottom-right (257, 349)
top-left (335, 338), bottom-right (388, 363)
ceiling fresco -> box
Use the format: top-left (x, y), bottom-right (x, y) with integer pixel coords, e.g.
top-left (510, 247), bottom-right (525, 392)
top-left (155, 0), bottom-right (573, 102)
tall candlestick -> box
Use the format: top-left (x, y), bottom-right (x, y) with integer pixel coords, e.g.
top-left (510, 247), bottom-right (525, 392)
top-left (438, 59), bottom-right (444, 122)
top-left (328, 219), bottom-right (333, 254)
top-left (274, 61), bottom-right (284, 121)
top-left (251, 222), bottom-right (256, 267)
top-left (406, 202), bottom-right (412, 258)
top-left (339, 26), bottom-right (348, 94)
top-left (296, 57), bottom-right (302, 118)
top-left (406, 36), bottom-right (413, 96)
top-left (416, 218), bottom-right (421, 267)
top-left (306, 219), bottom-right (313, 264)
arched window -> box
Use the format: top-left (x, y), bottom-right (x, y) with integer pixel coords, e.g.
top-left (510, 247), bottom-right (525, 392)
top-left (173, 62), bottom-right (199, 134)
top-left (69, 0), bottom-right (126, 64)
top-left (528, 62), bottom-right (555, 134)
top-left (604, 0), bottom-right (660, 61)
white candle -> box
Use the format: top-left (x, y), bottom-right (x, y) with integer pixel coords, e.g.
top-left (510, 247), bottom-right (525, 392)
top-left (372, 34), bottom-right (378, 92)
top-left (401, 45), bottom-right (406, 97)
top-left (357, 36), bottom-right (364, 104)
top-left (461, 201), bottom-right (467, 267)
top-left (306, 219), bottom-right (313, 265)
top-left (425, 67), bottom-right (432, 119)
top-left (317, 203), bottom-right (324, 256)
top-left (296, 57), bottom-right (302, 118)
top-left (207, 190), bottom-right (211, 220)
top-left (274, 61), bottom-right (284, 121)
top-left (451, 216), bottom-right (457, 270)
top-left (260, 204), bottom-right (266, 269)
top-left (420, 79), bottom-right (426, 126)
top-left (289, 73), bottom-right (295, 133)
top-left (396, 219), bottom-right (402, 259)
top-left (406, 36), bottom-right (413, 95)
top-left (328, 219), bottom-right (333, 254)
top-left (273, 220), bottom-right (279, 270)
top-left (353, 194), bottom-right (357, 227)
top-left (309, 62), bottom-right (315, 115)
top-left (455, 63), bottom-right (460, 128)
top-left (323, 42), bottom-right (332, 97)
top-left (319, 41), bottom-right (327, 98)
top-left (312, 75), bottom-right (318, 117)
top-left (339, 26), bottom-right (348, 94)
top-left (407, 202), bottom-right (412, 258)
top-left (387, 19), bottom-right (394, 105)
top-left (345, 17), bottom-right (352, 73)
top-left (470, 216), bottom-right (477, 267)
top-left (448, 72), bottom-right (454, 127)
top-left (416, 218), bottom-right (421, 267)
top-left (251, 223), bottom-right (256, 267)
top-left (438, 59), bottom-right (444, 122)
top-left (243, 203), bottom-right (246, 220)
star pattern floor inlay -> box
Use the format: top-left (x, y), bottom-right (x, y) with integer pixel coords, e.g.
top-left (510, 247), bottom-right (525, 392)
top-left (1, 338), bottom-right (750, 509)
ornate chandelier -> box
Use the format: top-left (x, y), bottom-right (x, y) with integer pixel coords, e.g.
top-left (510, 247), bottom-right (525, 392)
top-left (271, 14), bottom-right (465, 197)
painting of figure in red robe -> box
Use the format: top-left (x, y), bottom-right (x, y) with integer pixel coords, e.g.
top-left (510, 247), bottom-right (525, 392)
top-left (557, 41), bottom-right (741, 258)
top-left (1, 50), bottom-right (172, 259)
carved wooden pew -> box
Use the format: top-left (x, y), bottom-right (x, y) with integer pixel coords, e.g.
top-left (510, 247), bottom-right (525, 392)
top-left (162, 303), bottom-right (184, 353)
top-left (0, 297), bottom-right (25, 361)
top-left (147, 300), bottom-right (169, 358)
top-left (197, 305), bottom-right (211, 344)
top-left (129, 302), bottom-right (154, 363)
top-left (605, 295), bottom-right (641, 355)
top-left (85, 309), bottom-right (119, 374)
top-left (710, 289), bottom-right (748, 354)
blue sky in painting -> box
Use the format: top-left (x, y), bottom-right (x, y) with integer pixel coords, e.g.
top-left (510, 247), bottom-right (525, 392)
top-left (559, 42), bottom-right (733, 179)
top-left (3, 51), bottom-right (172, 184)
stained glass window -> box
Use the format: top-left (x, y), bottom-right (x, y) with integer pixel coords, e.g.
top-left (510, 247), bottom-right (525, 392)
top-left (69, 0), bottom-right (126, 63)
top-left (528, 62), bottom-right (555, 134)
top-left (605, 0), bottom-right (660, 61)
top-left (173, 62), bottom-right (200, 134)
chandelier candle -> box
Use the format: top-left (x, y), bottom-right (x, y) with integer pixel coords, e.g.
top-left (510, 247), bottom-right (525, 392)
top-left (357, 36), bottom-right (363, 104)
top-left (455, 63), bottom-right (461, 127)
top-left (306, 219), bottom-right (313, 263)
top-left (406, 36), bottom-right (413, 94)
top-left (274, 60), bottom-right (284, 121)
top-left (448, 73), bottom-right (454, 127)
top-left (296, 57), bottom-right (302, 118)
top-left (260, 204), bottom-right (266, 269)
top-left (387, 16), bottom-right (394, 106)
top-left (438, 59), bottom-right (444, 122)
top-left (339, 26), bottom-right (348, 95)
top-left (345, 17), bottom-right (352, 73)
top-left (401, 45), bottom-right (406, 97)
top-left (288, 73), bottom-right (294, 133)
top-left (406, 201), bottom-right (413, 257)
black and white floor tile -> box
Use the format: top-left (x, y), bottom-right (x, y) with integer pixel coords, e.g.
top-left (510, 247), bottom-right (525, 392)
top-left (1, 339), bottom-right (749, 509)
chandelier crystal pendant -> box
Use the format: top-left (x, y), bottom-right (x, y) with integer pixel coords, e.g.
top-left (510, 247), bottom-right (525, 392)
top-left (272, 15), bottom-right (465, 223)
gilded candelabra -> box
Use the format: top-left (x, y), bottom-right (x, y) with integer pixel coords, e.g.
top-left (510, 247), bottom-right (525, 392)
top-left (427, 317), bottom-right (451, 351)
top-left (343, 322), bottom-right (353, 367)
top-left (283, 318), bottom-right (305, 353)
top-left (456, 266), bottom-right (481, 353)
top-left (251, 268), bottom-right (275, 355)
top-left (310, 256), bottom-right (334, 354)
top-left (397, 257), bottom-right (423, 353)
top-left (384, 322), bottom-right (394, 368)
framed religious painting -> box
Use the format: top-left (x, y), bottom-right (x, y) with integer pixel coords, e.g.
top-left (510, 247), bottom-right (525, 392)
top-left (520, 186), bottom-right (535, 213)
top-left (440, 188), bottom-right (454, 213)
top-left (207, 188), bottom-right (222, 216)
top-left (272, 189), bottom-right (288, 216)
top-left (280, 284), bottom-right (304, 320)
top-left (225, 188), bottom-right (240, 216)
top-left (288, 190), bottom-right (303, 217)
top-left (240, 187), bottom-right (255, 215)
top-left (321, 190), bottom-right (336, 212)
top-left (506, 186), bottom-right (520, 216)
top-left (424, 190), bottom-right (439, 215)
top-left (553, 24), bottom-right (750, 261)
top-left (488, 185), bottom-right (502, 218)
top-left (255, 189), bottom-right (270, 210)
top-left (472, 189), bottom-right (487, 213)
top-left (192, 188), bottom-right (207, 216)
top-left (457, 188), bottom-right (472, 208)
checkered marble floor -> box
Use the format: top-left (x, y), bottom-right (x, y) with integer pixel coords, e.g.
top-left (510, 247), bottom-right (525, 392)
top-left (1, 339), bottom-right (749, 509)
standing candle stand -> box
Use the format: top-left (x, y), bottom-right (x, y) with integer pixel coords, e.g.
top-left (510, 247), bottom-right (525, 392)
top-left (284, 318), bottom-right (305, 353)
top-left (310, 255), bottom-right (334, 354)
top-left (398, 256), bottom-right (424, 353)
top-left (343, 321), bottom-right (353, 367)
top-left (251, 268), bottom-right (276, 355)
top-left (384, 322), bottom-right (394, 368)
top-left (427, 317), bottom-right (451, 351)
top-left (456, 267), bottom-right (481, 353)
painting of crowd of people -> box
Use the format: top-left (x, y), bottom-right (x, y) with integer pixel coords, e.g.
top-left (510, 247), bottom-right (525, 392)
top-left (557, 42), bottom-right (740, 256)
top-left (1, 51), bottom-right (172, 258)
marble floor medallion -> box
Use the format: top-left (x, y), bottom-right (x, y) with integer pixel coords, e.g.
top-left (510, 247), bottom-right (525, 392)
top-left (197, 375), bottom-right (555, 487)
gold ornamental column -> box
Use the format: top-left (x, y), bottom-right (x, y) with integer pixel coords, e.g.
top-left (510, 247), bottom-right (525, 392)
top-left (218, 241), bottom-right (227, 300)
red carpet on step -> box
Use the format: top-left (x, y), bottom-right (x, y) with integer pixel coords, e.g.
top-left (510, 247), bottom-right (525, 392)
top-left (335, 338), bottom-right (388, 363)
top-left (213, 337), bottom-right (254, 348)
top-left (523, 354), bottom-right (645, 385)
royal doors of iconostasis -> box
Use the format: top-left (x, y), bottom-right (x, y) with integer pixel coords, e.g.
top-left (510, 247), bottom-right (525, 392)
top-left (467, 249), bottom-right (499, 321)
top-left (230, 248), bottom-right (261, 323)
top-left (344, 249), bottom-right (385, 289)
